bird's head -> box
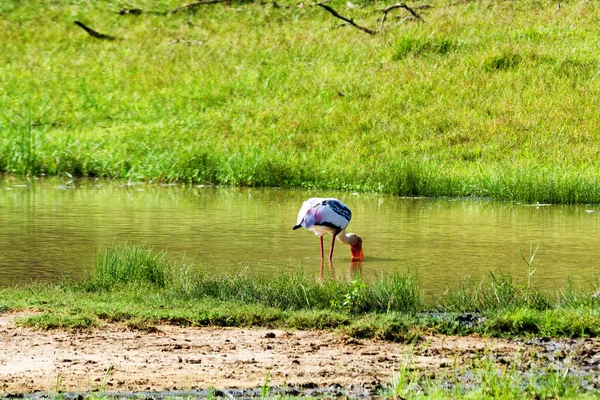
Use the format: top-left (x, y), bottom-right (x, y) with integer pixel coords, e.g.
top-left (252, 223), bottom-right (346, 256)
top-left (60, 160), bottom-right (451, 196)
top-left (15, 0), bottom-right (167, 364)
top-left (347, 233), bottom-right (363, 261)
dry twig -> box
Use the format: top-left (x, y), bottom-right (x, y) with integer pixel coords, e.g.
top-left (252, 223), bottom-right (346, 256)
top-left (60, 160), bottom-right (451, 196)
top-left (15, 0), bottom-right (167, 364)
top-left (74, 21), bottom-right (118, 40)
top-left (380, 3), bottom-right (423, 32)
top-left (317, 2), bottom-right (376, 35)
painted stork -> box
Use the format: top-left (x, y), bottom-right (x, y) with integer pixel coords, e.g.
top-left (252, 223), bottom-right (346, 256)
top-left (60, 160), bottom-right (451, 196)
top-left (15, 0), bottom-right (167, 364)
top-left (293, 198), bottom-right (364, 261)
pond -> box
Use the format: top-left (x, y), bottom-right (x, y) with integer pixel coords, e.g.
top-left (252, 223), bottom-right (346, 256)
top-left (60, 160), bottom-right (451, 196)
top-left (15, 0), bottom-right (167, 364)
top-left (1, 178), bottom-right (598, 294)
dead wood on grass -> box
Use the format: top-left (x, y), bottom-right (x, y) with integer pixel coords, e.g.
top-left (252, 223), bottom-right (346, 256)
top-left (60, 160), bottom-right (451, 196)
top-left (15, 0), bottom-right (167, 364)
top-left (380, 3), bottom-right (423, 32)
top-left (317, 2), bottom-right (376, 35)
top-left (318, 2), bottom-right (425, 35)
top-left (74, 21), bottom-right (118, 40)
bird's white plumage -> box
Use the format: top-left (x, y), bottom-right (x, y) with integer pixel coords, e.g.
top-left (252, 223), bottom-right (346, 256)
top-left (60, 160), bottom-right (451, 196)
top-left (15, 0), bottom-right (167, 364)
top-left (295, 197), bottom-right (352, 236)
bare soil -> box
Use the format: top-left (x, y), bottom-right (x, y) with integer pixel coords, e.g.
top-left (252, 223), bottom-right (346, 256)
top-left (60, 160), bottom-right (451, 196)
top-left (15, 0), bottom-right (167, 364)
top-left (1, 312), bottom-right (599, 397)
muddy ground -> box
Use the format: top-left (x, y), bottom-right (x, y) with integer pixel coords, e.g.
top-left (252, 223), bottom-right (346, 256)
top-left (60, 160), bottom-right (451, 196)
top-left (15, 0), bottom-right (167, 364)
top-left (1, 312), bottom-right (599, 398)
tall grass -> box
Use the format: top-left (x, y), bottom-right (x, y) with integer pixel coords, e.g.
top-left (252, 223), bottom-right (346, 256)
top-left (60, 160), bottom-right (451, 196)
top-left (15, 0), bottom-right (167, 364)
top-left (89, 242), bottom-right (422, 313)
top-left (2, 1), bottom-right (600, 202)
top-left (1, 107), bottom-right (41, 177)
top-left (89, 243), bottom-right (600, 314)
top-left (80, 244), bottom-right (600, 337)
top-left (2, 243), bottom-right (600, 337)
top-left (94, 242), bottom-right (171, 288)
top-left (436, 272), bottom-right (550, 313)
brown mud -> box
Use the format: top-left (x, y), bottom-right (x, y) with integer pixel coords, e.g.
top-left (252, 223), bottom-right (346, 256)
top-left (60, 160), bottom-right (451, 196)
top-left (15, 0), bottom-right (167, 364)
top-left (1, 312), bottom-right (599, 397)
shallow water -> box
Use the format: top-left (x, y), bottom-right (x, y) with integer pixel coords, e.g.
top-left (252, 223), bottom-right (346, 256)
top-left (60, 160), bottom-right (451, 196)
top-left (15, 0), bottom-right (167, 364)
top-left (1, 178), bottom-right (599, 294)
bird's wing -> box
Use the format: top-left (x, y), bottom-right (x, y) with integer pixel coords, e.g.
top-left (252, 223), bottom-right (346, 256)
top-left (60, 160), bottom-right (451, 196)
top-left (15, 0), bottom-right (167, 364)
top-left (296, 197), bottom-right (324, 227)
top-left (296, 198), bottom-right (351, 231)
top-left (318, 198), bottom-right (352, 230)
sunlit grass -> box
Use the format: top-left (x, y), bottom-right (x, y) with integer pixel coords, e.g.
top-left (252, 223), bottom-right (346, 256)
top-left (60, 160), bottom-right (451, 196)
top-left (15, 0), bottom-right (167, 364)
top-left (2, 1), bottom-right (600, 202)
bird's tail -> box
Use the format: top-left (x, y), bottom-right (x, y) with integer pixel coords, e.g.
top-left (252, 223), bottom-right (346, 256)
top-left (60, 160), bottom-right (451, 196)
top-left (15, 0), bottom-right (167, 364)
top-left (292, 224), bottom-right (302, 230)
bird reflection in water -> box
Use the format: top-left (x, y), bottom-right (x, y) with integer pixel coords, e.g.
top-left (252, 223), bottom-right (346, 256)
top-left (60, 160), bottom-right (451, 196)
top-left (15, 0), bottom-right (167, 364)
top-left (319, 258), bottom-right (363, 281)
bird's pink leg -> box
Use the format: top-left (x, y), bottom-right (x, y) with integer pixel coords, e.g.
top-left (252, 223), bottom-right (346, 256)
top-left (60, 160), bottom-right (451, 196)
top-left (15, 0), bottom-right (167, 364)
top-left (328, 233), bottom-right (338, 261)
top-left (320, 236), bottom-right (325, 260)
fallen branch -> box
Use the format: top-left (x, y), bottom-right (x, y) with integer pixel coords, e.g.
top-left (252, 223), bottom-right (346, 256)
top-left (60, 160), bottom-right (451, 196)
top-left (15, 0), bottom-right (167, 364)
top-left (317, 3), bottom-right (376, 35)
top-left (74, 21), bottom-right (118, 40)
top-left (380, 3), bottom-right (423, 32)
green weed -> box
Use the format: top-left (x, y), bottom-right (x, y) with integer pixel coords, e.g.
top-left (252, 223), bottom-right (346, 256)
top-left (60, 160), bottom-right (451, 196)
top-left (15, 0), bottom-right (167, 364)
top-left (93, 242), bottom-right (172, 288)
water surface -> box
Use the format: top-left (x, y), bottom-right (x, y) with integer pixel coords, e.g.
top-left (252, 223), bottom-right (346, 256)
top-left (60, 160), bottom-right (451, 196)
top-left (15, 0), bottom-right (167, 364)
top-left (1, 178), bottom-right (599, 294)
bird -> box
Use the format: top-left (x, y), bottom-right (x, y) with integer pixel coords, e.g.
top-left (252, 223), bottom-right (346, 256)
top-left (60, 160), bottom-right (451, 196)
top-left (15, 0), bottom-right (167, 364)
top-left (293, 198), bottom-right (363, 261)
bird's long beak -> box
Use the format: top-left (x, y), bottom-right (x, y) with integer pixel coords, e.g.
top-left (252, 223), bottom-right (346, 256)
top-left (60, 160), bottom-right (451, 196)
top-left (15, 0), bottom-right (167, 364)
top-left (350, 246), bottom-right (364, 261)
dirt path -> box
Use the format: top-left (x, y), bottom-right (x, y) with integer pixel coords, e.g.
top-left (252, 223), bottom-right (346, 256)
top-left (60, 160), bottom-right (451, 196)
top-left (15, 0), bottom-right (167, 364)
top-left (0, 312), bottom-right (598, 396)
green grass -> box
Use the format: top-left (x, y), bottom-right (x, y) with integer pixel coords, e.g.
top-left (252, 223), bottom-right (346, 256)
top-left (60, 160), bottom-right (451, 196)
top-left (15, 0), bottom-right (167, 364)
top-left (2, 242), bottom-right (600, 340)
top-left (2, 0), bottom-right (600, 203)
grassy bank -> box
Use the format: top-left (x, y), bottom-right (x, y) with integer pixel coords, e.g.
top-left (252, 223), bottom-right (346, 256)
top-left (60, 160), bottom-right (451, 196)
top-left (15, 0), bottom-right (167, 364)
top-left (1, 243), bottom-right (599, 340)
top-left (2, 0), bottom-right (600, 203)
top-left (2, 243), bottom-right (600, 398)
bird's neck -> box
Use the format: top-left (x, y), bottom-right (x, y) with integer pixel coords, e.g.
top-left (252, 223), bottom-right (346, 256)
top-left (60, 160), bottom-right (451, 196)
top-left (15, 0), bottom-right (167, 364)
top-left (336, 230), bottom-right (358, 246)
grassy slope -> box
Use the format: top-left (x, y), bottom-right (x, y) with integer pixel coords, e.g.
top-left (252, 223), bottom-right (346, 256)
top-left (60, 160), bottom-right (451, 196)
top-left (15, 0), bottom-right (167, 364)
top-left (2, 0), bottom-right (600, 202)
